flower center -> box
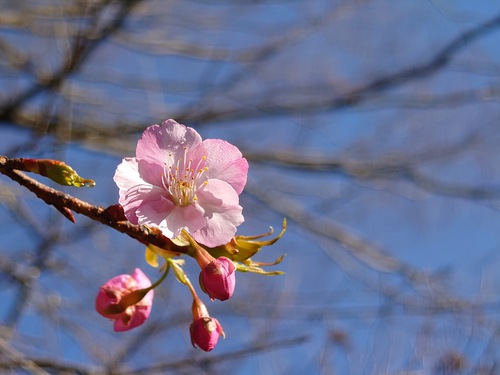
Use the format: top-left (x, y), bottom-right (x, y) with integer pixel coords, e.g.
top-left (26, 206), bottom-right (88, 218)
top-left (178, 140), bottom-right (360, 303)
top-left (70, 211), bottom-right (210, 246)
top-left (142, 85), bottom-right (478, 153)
top-left (163, 147), bottom-right (208, 207)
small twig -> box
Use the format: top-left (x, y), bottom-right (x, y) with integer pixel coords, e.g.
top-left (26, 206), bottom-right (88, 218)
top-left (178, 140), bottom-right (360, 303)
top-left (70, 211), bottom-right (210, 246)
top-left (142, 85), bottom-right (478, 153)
top-left (0, 156), bottom-right (187, 254)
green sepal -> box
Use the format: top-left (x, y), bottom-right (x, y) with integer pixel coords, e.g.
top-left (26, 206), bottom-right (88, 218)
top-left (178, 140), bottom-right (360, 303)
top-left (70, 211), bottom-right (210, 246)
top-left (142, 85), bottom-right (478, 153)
top-left (207, 218), bottom-right (287, 262)
top-left (103, 288), bottom-right (150, 315)
top-left (244, 254), bottom-right (286, 267)
top-left (167, 258), bottom-right (190, 286)
top-left (234, 262), bottom-right (285, 276)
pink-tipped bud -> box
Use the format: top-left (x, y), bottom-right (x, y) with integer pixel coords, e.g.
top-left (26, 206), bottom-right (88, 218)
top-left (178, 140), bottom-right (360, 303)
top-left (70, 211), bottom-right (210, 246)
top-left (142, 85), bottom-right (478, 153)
top-left (190, 317), bottom-right (225, 352)
top-left (199, 257), bottom-right (236, 301)
top-left (95, 268), bottom-right (154, 332)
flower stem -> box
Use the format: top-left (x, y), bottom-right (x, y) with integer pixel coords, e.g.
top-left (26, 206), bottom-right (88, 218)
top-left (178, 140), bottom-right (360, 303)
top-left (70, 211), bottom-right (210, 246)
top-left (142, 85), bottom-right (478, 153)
top-left (181, 229), bottom-right (214, 268)
top-left (149, 262), bottom-right (171, 290)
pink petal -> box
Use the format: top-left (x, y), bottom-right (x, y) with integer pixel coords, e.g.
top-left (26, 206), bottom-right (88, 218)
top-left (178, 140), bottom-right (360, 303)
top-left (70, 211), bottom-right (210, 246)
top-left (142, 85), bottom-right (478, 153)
top-left (163, 204), bottom-right (206, 238)
top-left (114, 158), bottom-right (141, 191)
top-left (136, 196), bottom-right (176, 238)
top-left (113, 305), bottom-right (151, 332)
top-left (192, 179), bottom-right (244, 247)
top-left (137, 159), bottom-right (165, 188)
top-left (131, 268), bottom-right (152, 289)
top-left (195, 139), bottom-right (249, 195)
top-left (102, 274), bottom-right (136, 293)
top-left (136, 120), bottom-right (202, 167)
top-left (95, 274), bottom-right (136, 318)
top-left (114, 157), bottom-right (163, 224)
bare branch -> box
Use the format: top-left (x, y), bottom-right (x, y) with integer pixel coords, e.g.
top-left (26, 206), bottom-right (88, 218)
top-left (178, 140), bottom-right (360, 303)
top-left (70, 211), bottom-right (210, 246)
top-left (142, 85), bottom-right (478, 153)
top-left (0, 156), bottom-right (186, 254)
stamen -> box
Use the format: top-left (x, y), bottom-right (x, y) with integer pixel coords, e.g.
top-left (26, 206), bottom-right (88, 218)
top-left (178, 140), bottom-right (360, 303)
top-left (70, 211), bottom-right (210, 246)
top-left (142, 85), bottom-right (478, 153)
top-left (163, 151), bottom-right (208, 207)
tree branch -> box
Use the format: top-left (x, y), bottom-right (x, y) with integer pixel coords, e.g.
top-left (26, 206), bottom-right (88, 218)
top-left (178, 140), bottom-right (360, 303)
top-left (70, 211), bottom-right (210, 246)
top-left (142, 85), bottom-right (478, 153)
top-left (0, 156), bottom-right (185, 254)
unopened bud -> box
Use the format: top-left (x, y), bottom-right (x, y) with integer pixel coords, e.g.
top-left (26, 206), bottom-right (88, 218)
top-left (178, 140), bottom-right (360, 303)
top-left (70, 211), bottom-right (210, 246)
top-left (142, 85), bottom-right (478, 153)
top-left (22, 158), bottom-right (95, 187)
top-left (199, 257), bottom-right (236, 301)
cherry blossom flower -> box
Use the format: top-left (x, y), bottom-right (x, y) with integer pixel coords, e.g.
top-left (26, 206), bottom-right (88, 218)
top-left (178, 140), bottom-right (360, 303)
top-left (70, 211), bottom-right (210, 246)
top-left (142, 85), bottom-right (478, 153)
top-left (95, 268), bottom-right (154, 332)
top-left (114, 119), bottom-right (248, 247)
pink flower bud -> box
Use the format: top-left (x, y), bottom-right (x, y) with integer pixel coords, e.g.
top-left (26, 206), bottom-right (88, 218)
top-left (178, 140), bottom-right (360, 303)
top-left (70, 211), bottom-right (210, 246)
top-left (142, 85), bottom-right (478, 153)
top-left (199, 257), bottom-right (236, 301)
top-left (95, 268), bottom-right (154, 332)
top-left (190, 317), bottom-right (225, 352)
